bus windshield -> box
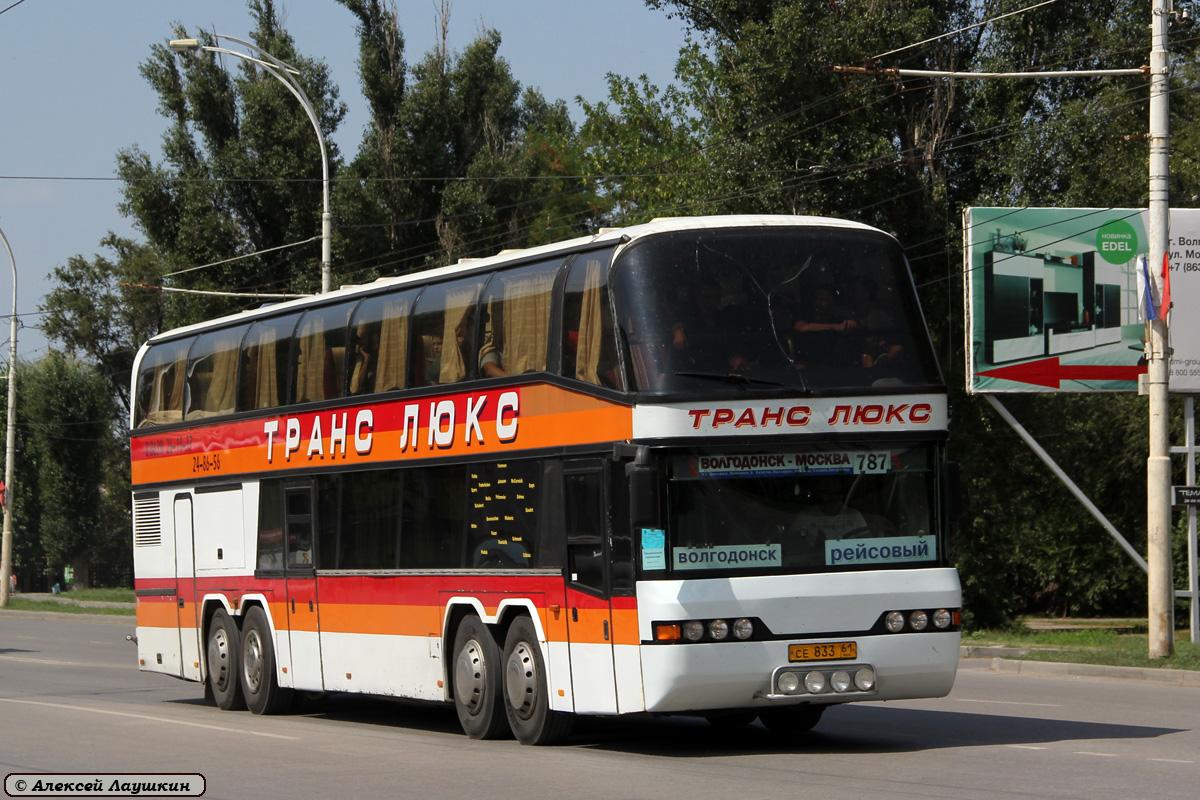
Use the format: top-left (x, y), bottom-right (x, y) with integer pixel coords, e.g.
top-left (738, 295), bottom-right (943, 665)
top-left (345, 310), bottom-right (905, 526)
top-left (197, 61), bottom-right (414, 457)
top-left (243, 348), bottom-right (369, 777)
top-left (661, 443), bottom-right (942, 577)
top-left (612, 227), bottom-right (940, 394)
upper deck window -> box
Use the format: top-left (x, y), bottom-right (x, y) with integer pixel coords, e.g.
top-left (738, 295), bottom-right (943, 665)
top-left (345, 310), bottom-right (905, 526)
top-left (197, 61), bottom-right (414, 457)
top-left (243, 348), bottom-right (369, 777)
top-left (611, 228), bottom-right (940, 394)
top-left (478, 258), bottom-right (563, 379)
top-left (411, 277), bottom-right (485, 387)
top-left (561, 247), bottom-right (623, 391)
top-left (293, 302), bottom-right (355, 404)
top-left (186, 325), bottom-right (248, 419)
top-left (135, 338), bottom-right (192, 427)
top-left (349, 291), bottom-right (414, 395)
top-left (239, 313), bottom-right (300, 412)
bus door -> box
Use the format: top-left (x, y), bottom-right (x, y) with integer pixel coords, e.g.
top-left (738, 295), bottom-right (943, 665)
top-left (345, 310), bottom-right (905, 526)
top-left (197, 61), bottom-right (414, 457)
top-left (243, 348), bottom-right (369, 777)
top-left (172, 493), bottom-right (200, 680)
top-left (562, 461), bottom-right (618, 714)
top-left (282, 481), bottom-right (324, 691)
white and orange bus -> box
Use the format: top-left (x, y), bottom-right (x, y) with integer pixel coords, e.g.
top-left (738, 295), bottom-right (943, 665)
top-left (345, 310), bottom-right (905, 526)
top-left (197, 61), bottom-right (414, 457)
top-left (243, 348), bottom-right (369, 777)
top-left (130, 215), bottom-right (961, 744)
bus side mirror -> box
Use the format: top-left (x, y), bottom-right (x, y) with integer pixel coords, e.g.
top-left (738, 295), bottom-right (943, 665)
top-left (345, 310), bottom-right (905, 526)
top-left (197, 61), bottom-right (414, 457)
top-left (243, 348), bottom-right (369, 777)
top-left (629, 463), bottom-right (660, 529)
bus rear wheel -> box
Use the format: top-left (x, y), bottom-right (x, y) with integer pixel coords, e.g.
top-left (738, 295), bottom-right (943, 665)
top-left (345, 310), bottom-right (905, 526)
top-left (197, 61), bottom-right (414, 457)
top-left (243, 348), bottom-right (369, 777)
top-left (240, 606), bottom-right (293, 715)
top-left (206, 608), bottom-right (244, 711)
top-left (502, 616), bottom-right (573, 745)
top-left (451, 615), bottom-right (509, 739)
top-left (758, 704), bottom-right (825, 733)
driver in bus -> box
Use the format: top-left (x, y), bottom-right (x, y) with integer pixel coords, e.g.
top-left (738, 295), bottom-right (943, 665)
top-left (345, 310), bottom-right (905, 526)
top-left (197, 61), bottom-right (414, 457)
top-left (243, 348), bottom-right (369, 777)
top-left (783, 474), bottom-right (867, 565)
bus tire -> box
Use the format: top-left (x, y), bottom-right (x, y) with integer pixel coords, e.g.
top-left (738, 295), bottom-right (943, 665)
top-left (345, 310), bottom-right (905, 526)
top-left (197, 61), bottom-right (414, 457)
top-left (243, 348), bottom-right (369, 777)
top-left (758, 704), bottom-right (825, 733)
top-left (451, 615), bottom-right (509, 739)
top-left (502, 616), bottom-right (573, 745)
top-left (206, 608), bottom-right (245, 711)
top-left (240, 605), bottom-right (293, 715)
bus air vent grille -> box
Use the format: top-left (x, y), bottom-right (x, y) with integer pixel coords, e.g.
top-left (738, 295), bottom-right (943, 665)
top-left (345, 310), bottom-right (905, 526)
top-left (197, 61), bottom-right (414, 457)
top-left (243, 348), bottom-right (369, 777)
top-left (133, 496), bottom-right (162, 548)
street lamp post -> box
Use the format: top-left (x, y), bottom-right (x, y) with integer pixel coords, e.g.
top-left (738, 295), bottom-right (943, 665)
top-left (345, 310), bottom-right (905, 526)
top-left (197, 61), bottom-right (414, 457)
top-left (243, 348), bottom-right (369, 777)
top-left (169, 35), bottom-right (332, 294)
top-left (0, 225), bottom-right (18, 607)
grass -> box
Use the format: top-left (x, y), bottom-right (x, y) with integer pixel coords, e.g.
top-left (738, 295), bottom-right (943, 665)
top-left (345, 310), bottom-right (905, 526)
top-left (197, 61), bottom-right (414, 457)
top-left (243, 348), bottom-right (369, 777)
top-left (964, 623), bottom-right (1200, 672)
top-left (3, 597), bottom-right (134, 616)
top-left (54, 587), bottom-right (135, 603)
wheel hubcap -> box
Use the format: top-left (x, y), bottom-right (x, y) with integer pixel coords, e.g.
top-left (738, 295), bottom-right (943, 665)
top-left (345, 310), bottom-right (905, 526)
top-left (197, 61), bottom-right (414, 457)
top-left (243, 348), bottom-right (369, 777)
top-left (454, 638), bottom-right (487, 714)
top-left (242, 630), bottom-right (264, 693)
top-left (208, 627), bottom-right (230, 692)
top-left (505, 641), bottom-right (538, 719)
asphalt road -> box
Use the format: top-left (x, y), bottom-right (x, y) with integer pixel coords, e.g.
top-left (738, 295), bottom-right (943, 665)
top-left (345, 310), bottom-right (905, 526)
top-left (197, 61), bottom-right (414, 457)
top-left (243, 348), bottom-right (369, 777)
top-left (1, 610), bottom-right (1197, 800)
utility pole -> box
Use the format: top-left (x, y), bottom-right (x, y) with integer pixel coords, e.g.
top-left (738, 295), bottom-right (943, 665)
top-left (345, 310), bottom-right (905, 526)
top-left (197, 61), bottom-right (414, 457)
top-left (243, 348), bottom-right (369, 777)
top-left (1147, 0), bottom-right (1174, 659)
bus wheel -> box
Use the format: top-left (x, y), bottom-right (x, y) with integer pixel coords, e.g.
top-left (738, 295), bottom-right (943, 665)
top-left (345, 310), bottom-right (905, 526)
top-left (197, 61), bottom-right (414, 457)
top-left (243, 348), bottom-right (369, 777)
top-left (206, 608), bottom-right (245, 711)
top-left (240, 606), bottom-right (293, 715)
top-left (502, 616), bottom-right (573, 745)
top-left (452, 615), bottom-right (509, 739)
top-left (758, 704), bottom-right (825, 733)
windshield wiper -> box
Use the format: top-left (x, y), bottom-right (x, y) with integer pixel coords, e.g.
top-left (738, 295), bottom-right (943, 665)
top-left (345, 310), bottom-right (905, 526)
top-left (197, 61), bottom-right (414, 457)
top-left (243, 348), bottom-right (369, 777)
top-left (672, 371), bottom-right (791, 388)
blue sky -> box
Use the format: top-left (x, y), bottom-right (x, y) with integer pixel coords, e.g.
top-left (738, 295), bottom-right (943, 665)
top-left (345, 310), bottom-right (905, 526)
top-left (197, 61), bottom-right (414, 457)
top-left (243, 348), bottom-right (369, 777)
top-left (0, 0), bottom-right (690, 359)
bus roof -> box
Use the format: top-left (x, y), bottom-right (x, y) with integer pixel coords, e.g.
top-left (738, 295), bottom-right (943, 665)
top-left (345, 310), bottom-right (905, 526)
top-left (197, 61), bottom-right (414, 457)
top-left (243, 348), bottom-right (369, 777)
top-left (142, 214), bottom-right (890, 346)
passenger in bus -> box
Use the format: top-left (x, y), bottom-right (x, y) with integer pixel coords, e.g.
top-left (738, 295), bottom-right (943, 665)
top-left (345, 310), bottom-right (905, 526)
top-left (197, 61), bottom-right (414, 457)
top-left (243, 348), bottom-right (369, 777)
top-left (668, 281), bottom-right (744, 374)
top-left (848, 277), bottom-right (903, 368)
top-left (791, 285), bottom-right (861, 367)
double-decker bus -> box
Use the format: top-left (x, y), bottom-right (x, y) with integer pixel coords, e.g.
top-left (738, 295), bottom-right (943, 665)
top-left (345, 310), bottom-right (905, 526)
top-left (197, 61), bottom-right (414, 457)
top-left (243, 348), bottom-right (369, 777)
top-left (130, 215), bottom-right (961, 744)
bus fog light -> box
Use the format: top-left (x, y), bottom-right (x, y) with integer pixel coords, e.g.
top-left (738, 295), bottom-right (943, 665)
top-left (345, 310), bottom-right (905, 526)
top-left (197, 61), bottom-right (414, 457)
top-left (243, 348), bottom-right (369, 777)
top-left (933, 609), bottom-right (952, 629)
top-left (732, 618), bottom-right (754, 640)
top-left (778, 671), bottom-right (801, 694)
top-left (683, 621), bottom-right (705, 641)
top-left (830, 670), bottom-right (852, 692)
top-left (909, 610), bottom-right (928, 631)
top-left (885, 611), bottom-right (905, 633)
top-left (854, 667), bottom-right (876, 691)
top-left (708, 619), bottom-right (729, 640)
top-left (804, 671), bottom-right (827, 694)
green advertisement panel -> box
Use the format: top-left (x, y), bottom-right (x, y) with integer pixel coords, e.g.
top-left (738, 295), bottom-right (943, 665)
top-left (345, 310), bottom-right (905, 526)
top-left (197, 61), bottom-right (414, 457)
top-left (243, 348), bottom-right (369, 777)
top-left (965, 207), bottom-right (1199, 393)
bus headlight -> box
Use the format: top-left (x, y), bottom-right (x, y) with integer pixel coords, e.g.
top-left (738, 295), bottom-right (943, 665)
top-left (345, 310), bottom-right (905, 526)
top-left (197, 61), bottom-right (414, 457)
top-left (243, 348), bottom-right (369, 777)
top-left (933, 609), bottom-right (952, 629)
top-left (885, 611), bottom-right (905, 633)
top-left (708, 619), bottom-right (730, 640)
top-left (830, 670), bottom-right (852, 693)
top-left (732, 618), bottom-right (754, 640)
top-left (909, 610), bottom-right (928, 631)
top-left (778, 671), bottom-right (801, 694)
top-left (804, 671), bottom-right (827, 694)
top-left (683, 621), bottom-right (705, 641)
top-left (854, 667), bottom-right (876, 691)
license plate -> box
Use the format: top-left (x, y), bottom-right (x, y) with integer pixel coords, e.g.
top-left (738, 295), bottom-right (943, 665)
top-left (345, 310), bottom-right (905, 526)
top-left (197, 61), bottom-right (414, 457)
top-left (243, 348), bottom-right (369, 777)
top-left (788, 641), bottom-right (857, 662)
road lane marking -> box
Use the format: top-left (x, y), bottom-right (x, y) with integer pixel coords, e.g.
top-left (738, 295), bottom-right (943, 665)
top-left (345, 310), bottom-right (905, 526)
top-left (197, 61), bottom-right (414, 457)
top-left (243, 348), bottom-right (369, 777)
top-left (0, 698), bottom-right (297, 740)
top-left (955, 699), bottom-right (1061, 708)
top-left (1074, 752), bottom-right (1118, 757)
top-left (0, 655), bottom-right (124, 669)
top-left (1005, 745), bottom-right (1047, 750)
top-left (1148, 758), bottom-right (1194, 764)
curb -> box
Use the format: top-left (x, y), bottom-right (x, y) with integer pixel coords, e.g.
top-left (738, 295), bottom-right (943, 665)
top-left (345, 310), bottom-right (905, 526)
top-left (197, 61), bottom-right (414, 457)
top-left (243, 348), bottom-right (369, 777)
top-left (980, 655), bottom-right (1200, 687)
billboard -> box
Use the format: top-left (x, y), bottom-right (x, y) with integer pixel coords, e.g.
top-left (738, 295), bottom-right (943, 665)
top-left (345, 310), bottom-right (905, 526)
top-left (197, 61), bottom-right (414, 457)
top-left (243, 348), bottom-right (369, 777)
top-left (964, 207), bottom-right (1200, 393)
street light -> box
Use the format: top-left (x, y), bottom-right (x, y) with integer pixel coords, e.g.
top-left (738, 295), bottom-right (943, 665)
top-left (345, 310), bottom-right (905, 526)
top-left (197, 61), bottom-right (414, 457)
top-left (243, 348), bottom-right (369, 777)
top-left (0, 225), bottom-right (18, 607)
top-left (168, 35), bottom-right (333, 294)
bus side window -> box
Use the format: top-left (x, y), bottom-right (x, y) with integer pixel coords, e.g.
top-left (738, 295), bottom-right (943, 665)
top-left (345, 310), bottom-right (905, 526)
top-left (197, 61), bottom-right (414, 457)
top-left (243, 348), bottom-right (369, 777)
top-left (565, 466), bottom-right (606, 593)
top-left (562, 249), bottom-right (622, 391)
top-left (466, 461), bottom-right (538, 568)
top-left (135, 338), bottom-right (191, 427)
top-left (348, 292), bottom-right (413, 396)
top-left (478, 259), bottom-right (562, 379)
top-left (400, 464), bottom-right (466, 567)
top-left (292, 302), bottom-right (356, 404)
top-left (239, 313), bottom-right (299, 412)
top-left (410, 278), bottom-right (484, 387)
top-left (185, 325), bottom-right (247, 419)
top-left (257, 479), bottom-right (285, 571)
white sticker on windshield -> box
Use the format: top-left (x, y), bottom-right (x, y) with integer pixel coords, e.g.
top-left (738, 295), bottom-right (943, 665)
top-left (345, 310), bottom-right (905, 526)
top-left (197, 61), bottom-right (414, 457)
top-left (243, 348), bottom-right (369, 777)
top-left (673, 544), bottom-right (783, 570)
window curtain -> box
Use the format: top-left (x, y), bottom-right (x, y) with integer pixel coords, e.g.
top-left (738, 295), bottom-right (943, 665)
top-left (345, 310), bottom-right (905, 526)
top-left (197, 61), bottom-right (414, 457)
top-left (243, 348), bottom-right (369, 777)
top-left (497, 270), bottom-right (554, 375)
top-left (575, 258), bottom-right (605, 384)
top-left (295, 316), bottom-right (328, 403)
top-left (439, 285), bottom-right (478, 384)
top-left (351, 296), bottom-right (408, 394)
top-left (248, 326), bottom-right (282, 409)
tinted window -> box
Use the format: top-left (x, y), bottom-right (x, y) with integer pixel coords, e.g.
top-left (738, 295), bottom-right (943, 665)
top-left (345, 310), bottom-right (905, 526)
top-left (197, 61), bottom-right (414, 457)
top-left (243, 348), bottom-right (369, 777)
top-left (186, 325), bottom-right (247, 419)
top-left (349, 292), bottom-right (414, 395)
top-left (562, 248), bottom-right (623, 390)
top-left (239, 314), bottom-right (299, 412)
top-left (401, 465), bottom-right (466, 567)
top-left (611, 228), bottom-right (939, 394)
top-left (293, 302), bottom-right (355, 404)
top-left (135, 339), bottom-right (192, 427)
top-left (478, 259), bottom-right (562, 378)
top-left (466, 461), bottom-right (540, 567)
top-left (410, 278), bottom-right (484, 387)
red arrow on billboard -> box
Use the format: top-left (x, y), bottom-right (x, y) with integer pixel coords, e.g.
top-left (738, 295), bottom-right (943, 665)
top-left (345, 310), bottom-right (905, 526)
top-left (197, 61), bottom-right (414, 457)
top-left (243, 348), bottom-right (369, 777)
top-left (977, 357), bottom-right (1147, 389)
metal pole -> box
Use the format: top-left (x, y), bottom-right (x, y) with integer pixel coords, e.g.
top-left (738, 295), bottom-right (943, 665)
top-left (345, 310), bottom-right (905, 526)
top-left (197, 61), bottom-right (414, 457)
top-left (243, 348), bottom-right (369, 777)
top-left (0, 226), bottom-right (18, 607)
top-left (1147, 0), bottom-right (1174, 658)
top-left (170, 36), bottom-right (332, 293)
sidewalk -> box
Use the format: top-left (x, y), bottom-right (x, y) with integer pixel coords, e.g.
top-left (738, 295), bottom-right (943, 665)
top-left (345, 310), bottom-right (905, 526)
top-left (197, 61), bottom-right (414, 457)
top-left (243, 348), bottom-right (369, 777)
top-left (960, 644), bottom-right (1200, 687)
